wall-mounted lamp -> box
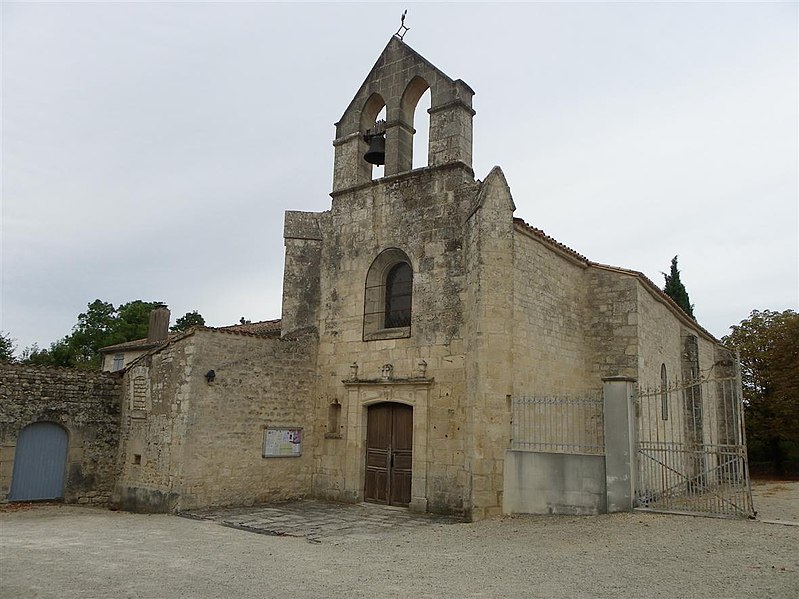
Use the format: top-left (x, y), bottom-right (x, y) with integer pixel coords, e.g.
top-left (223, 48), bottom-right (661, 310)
top-left (205, 370), bottom-right (216, 384)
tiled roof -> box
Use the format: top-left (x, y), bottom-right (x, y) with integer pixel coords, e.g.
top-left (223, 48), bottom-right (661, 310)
top-left (513, 217), bottom-right (589, 264)
top-left (101, 319), bottom-right (282, 354)
top-left (99, 337), bottom-right (169, 353)
top-left (212, 319), bottom-right (282, 337)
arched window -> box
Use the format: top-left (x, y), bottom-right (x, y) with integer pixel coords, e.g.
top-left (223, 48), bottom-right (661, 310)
top-left (385, 263), bottom-right (412, 328)
top-left (660, 363), bottom-right (669, 420)
top-left (364, 249), bottom-right (413, 340)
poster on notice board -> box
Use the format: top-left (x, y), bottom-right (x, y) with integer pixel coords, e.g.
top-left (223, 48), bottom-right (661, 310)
top-left (263, 427), bottom-right (302, 457)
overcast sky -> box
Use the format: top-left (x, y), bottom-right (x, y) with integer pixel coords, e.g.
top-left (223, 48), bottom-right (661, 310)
top-left (2, 1), bottom-right (797, 353)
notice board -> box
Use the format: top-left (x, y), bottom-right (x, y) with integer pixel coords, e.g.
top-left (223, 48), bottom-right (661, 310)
top-left (262, 427), bottom-right (302, 458)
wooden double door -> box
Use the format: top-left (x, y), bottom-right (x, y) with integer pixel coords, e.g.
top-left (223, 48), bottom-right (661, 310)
top-left (364, 403), bottom-right (412, 507)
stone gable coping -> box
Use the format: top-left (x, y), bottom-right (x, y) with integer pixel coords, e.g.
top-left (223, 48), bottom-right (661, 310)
top-left (467, 167), bottom-right (516, 221)
top-left (335, 36), bottom-right (463, 128)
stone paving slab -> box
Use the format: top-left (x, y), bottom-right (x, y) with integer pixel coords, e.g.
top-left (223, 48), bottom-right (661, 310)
top-left (180, 500), bottom-right (463, 543)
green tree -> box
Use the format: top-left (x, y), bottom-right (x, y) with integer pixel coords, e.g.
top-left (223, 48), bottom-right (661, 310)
top-left (0, 331), bottom-right (16, 362)
top-left (171, 310), bottom-right (205, 332)
top-left (20, 299), bottom-right (165, 370)
top-left (19, 340), bottom-right (74, 368)
top-left (663, 255), bottom-right (695, 319)
top-left (67, 300), bottom-right (117, 365)
top-left (723, 309), bottom-right (799, 475)
top-left (111, 300), bottom-right (164, 344)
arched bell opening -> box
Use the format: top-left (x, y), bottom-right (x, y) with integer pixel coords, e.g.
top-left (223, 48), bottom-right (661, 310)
top-left (395, 76), bottom-right (431, 173)
top-left (412, 88), bottom-right (431, 170)
top-left (360, 93), bottom-right (387, 181)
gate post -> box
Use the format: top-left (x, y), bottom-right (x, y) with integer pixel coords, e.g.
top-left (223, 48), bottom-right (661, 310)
top-left (603, 377), bottom-right (637, 512)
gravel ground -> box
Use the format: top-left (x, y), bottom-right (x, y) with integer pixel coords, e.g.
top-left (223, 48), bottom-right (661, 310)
top-left (752, 480), bottom-right (799, 522)
top-left (1, 487), bottom-right (797, 599)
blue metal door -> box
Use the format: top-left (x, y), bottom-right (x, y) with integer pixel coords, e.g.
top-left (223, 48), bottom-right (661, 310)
top-left (9, 422), bottom-right (68, 501)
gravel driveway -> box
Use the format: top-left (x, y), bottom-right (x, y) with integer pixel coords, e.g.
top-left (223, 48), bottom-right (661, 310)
top-left (1, 486), bottom-right (797, 599)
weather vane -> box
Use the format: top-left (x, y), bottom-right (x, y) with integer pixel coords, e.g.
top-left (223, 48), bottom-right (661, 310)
top-left (395, 10), bottom-right (409, 40)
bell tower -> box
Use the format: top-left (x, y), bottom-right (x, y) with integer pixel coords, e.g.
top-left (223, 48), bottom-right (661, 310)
top-left (331, 36), bottom-right (476, 192)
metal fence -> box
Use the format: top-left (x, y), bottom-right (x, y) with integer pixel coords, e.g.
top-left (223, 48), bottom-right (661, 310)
top-left (635, 373), bottom-right (754, 518)
top-left (510, 394), bottom-right (605, 455)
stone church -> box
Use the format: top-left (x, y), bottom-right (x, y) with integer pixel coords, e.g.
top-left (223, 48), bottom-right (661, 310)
top-left (111, 37), bottom-right (728, 520)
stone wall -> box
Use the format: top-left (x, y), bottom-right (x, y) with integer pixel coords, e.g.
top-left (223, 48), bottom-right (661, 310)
top-left (0, 363), bottom-right (121, 505)
top-left (586, 268), bottom-right (640, 381)
top-left (512, 226), bottom-right (595, 396)
top-left (636, 283), bottom-right (687, 390)
top-left (636, 283), bottom-right (723, 444)
top-left (113, 330), bottom-right (317, 512)
top-left (180, 330), bottom-right (318, 509)
top-left (282, 211), bottom-right (322, 335)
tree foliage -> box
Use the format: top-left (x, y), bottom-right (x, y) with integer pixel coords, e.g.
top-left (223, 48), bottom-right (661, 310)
top-left (663, 255), bottom-right (695, 319)
top-left (171, 310), bottom-right (205, 332)
top-left (20, 299), bottom-right (165, 370)
top-left (0, 331), bottom-right (16, 363)
top-left (723, 309), bottom-right (799, 475)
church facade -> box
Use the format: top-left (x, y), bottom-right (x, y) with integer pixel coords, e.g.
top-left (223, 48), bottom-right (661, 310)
top-left (112, 38), bottom-right (729, 520)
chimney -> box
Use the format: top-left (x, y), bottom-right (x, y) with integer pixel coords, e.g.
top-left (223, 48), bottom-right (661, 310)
top-left (147, 307), bottom-right (170, 342)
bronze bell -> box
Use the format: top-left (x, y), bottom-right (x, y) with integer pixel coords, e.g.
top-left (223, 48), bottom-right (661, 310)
top-left (364, 133), bottom-right (386, 166)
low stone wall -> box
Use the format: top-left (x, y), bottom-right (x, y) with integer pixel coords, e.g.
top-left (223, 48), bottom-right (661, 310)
top-left (502, 450), bottom-right (607, 515)
top-left (0, 363), bottom-right (122, 504)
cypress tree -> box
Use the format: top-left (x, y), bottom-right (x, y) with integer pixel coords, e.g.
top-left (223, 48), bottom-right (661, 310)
top-left (663, 255), bottom-right (695, 319)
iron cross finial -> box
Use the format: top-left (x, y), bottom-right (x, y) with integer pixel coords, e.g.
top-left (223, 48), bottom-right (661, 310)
top-left (395, 10), bottom-right (409, 41)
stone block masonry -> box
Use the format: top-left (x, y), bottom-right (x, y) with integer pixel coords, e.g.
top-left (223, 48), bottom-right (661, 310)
top-left (0, 363), bottom-right (122, 505)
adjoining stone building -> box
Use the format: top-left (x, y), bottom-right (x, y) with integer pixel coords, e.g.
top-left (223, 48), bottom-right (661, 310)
top-left (112, 321), bottom-right (315, 512)
top-left (111, 37), bottom-right (737, 520)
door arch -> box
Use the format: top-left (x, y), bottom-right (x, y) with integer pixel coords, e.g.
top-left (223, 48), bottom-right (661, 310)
top-left (9, 422), bottom-right (68, 501)
top-left (364, 402), bottom-right (413, 507)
